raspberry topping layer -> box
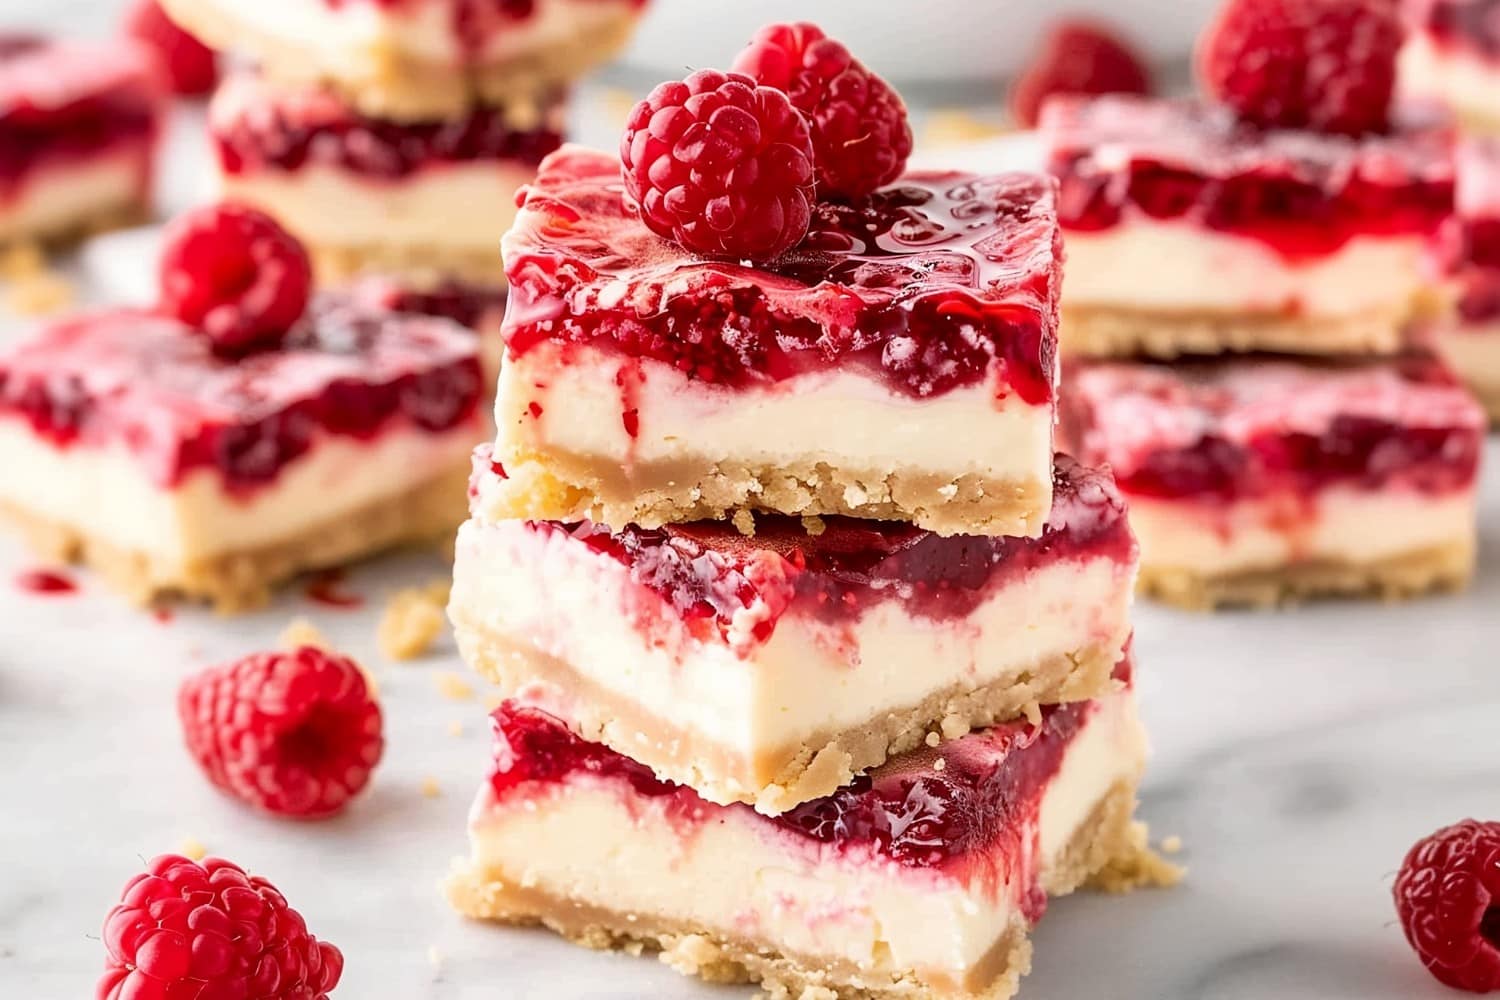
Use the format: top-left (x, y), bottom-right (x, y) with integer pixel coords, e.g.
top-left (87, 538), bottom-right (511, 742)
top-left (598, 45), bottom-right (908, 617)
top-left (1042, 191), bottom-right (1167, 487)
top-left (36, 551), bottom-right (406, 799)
top-left (1063, 355), bottom-right (1485, 501)
top-left (211, 74), bottom-right (564, 179)
top-left (1041, 95), bottom-right (1455, 260)
top-left (502, 146), bottom-right (1060, 403)
top-left (1418, 0), bottom-right (1500, 57)
top-left (0, 294), bottom-right (482, 494)
top-left (513, 454), bottom-right (1133, 646)
top-left (0, 34), bottom-right (163, 196)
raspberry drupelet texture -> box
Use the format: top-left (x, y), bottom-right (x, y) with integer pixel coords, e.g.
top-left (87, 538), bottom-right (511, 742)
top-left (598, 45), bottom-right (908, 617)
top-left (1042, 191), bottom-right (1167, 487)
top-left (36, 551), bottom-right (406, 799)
top-left (1009, 19), bottom-right (1152, 128)
top-left (123, 0), bottom-right (218, 96)
top-left (158, 202), bottom-right (313, 357)
top-left (619, 68), bottom-right (815, 262)
top-left (731, 22), bottom-right (913, 199)
top-left (178, 646), bottom-right (384, 819)
top-left (1197, 0), bottom-right (1403, 136)
top-left (1394, 819), bottom-right (1500, 993)
top-left (98, 853), bottom-right (343, 1000)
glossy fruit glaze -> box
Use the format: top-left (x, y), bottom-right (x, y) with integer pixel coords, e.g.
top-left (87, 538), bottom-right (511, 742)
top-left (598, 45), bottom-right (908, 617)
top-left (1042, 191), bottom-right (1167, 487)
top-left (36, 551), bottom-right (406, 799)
top-left (211, 75), bottom-right (563, 180)
top-left (518, 454), bottom-right (1133, 645)
top-left (1063, 355), bottom-right (1485, 501)
top-left (0, 294), bottom-right (482, 494)
top-left (1040, 95), bottom-right (1456, 261)
top-left (501, 147), bottom-right (1060, 403)
top-left (1419, 0), bottom-right (1500, 57)
top-left (0, 34), bottom-right (163, 197)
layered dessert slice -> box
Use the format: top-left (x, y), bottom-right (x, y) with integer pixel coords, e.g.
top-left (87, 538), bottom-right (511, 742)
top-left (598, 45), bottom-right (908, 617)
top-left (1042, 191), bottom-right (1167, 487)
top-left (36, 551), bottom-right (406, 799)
top-left (345, 274), bottom-right (509, 383)
top-left (1432, 139), bottom-right (1500, 419)
top-left (1040, 95), bottom-right (1456, 359)
top-left (449, 665), bottom-right (1161, 1000)
top-left (1062, 355), bottom-right (1484, 609)
top-left (158, 0), bottom-right (646, 121)
top-left (0, 34), bottom-right (164, 246)
top-left (209, 73), bottom-right (563, 285)
top-left (488, 146), bottom-right (1062, 537)
top-left (453, 453), bottom-right (1136, 813)
top-left (0, 293), bottom-right (484, 609)
top-left (1400, 0), bottom-right (1500, 133)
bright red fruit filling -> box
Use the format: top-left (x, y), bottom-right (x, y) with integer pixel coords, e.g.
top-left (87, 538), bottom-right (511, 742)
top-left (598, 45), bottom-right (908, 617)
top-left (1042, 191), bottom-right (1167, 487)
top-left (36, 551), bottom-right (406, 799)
top-left (505, 148), bottom-right (1060, 403)
top-left (1041, 96), bottom-right (1455, 260)
top-left (0, 296), bottom-right (482, 494)
top-left (521, 455), bottom-right (1132, 645)
top-left (1063, 356), bottom-right (1485, 502)
top-left (0, 35), bottom-right (162, 199)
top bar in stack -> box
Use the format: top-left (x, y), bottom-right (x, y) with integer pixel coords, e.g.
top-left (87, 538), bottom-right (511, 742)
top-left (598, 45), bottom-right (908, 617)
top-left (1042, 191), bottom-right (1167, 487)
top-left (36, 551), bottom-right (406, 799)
top-left (1041, 95), bottom-right (1456, 358)
top-left (484, 146), bottom-right (1063, 538)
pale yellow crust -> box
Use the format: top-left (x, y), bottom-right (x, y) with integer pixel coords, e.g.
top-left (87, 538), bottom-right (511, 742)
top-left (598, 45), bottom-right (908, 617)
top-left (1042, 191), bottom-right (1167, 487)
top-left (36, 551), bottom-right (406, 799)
top-left (2, 201), bottom-right (151, 253)
top-left (485, 450), bottom-right (1052, 539)
top-left (158, 0), bottom-right (639, 122)
top-left (1137, 538), bottom-right (1477, 611)
top-left (446, 778), bottom-right (1175, 1000)
top-left (1059, 297), bottom-right (1448, 360)
top-left (449, 610), bottom-right (1129, 814)
top-left (310, 242), bottom-right (507, 289)
top-left (0, 463), bottom-right (468, 612)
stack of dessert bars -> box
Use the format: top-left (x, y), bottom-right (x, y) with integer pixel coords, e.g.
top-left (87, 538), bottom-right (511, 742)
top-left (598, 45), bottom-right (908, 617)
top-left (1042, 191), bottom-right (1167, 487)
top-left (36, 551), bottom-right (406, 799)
top-left (158, 0), bottom-right (650, 371)
top-left (444, 145), bottom-right (1166, 999)
top-left (1042, 93), bottom-right (1487, 610)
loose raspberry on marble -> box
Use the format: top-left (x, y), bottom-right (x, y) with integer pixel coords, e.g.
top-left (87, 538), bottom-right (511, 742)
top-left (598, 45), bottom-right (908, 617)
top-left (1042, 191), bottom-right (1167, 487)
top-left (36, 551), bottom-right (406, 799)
top-left (1197, 0), bottom-right (1403, 135)
top-left (158, 203), bottom-right (313, 357)
top-left (122, 0), bottom-right (218, 96)
top-left (1393, 819), bottom-right (1500, 993)
top-left (731, 22), bottom-right (912, 199)
top-left (1009, 19), bottom-right (1152, 128)
top-left (98, 853), bottom-right (343, 1000)
top-left (178, 646), bottom-right (384, 819)
top-left (619, 68), bottom-right (816, 262)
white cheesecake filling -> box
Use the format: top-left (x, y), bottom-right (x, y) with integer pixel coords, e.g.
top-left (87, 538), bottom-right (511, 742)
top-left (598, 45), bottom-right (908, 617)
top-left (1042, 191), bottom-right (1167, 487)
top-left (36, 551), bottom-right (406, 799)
top-left (492, 341), bottom-right (1055, 489)
top-left (216, 160), bottom-right (533, 258)
top-left (1063, 219), bottom-right (1433, 318)
top-left (1434, 318), bottom-right (1500, 398)
top-left (0, 418), bottom-right (477, 563)
top-left (466, 687), bottom-right (1146, 984)
top-left (1400, 34), bottom-right (1500, 130)
top-left (0, 147), bottom-right (150, 242)
top-left (1127, 486), bottom-right (1476, 575)
top-left (452, 516), bottom-right (1134, 801)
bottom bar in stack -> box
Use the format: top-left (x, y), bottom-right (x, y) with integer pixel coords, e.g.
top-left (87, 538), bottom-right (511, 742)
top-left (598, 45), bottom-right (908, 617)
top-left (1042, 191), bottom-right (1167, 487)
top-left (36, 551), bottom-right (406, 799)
top-left (449, 656), bottom-right (1168, 1000)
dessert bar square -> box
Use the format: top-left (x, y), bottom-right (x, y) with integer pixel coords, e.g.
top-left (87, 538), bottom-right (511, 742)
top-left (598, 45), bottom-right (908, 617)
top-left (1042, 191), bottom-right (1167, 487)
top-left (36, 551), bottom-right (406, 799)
top-left (1041, 95), bottom-right (1456, 359)
top-left (1400, 0), bottom-right (1500, 134)
top-left (1062, 354), bottom-right (1485, 609)
top-left (0, 294), bottom-right (484, 609)
top-left (449, 665), bottom-right (1157, 1000)
top-left (486, 146), bottom-right (1063, 537)
top-left (452, 453), bottom-right (1136, 813)
top-left (1432, 139), bottom-right (1500, 420)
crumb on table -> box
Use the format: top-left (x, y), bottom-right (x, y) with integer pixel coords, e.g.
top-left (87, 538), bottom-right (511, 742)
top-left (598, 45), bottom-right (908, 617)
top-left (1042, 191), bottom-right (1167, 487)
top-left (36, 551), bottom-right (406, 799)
top-left (377, 579), bottom-right (450, 661)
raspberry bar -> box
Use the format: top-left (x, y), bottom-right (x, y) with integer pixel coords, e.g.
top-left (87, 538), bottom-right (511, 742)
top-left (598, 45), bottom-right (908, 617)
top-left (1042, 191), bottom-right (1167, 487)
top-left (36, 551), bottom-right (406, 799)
top-left (488, 147), bottom-right (1063, 537)
top-left (449, 665), bottom-right (1158, 1000)
top-left (209, 73), bottom-right (562, 285)
top-left (158, 0), bottom-right (645, 121)
top-left (1432, 139), bottom-right (1500, 419)
top-left (452, 453), bottom-right (1136, 813)
top-left (0, 294), bottom-right (483, 609)
top-left (1400, 0), bottom-right (1500, 133)
top-left (0, 35), bottom-right (164, 246)
top-left (1041, 95), bottom-right (1456, 359)
top-left (1062, 355), bottom-right (1484, 609)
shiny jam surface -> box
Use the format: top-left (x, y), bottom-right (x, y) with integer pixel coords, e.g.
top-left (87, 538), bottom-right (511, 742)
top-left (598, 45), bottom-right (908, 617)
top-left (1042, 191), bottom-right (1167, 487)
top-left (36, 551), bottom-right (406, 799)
top-left (1063, 355), bottom-right (1486, 501)
top-left (1040, 96), bottom-right (1456, 260)
top-left (501, 147), bottom-right (1061, 403)
top-left (0, 294), bottom-right (482, 494)
top-left (521, 455), bottom-right (1133, 645)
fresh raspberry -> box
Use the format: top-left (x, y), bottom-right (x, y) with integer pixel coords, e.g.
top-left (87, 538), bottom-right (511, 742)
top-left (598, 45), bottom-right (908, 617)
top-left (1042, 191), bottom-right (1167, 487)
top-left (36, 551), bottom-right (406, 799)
top-left (731, 22), bottom-right (912, 199)
top-left (122, 0), bottom-right (219, 97)
top-left (159, 203), bottom-right (313, 357)
top-left (98, 853), bottom-right (343, 1000)
top-left (177, 646), bottom-right (384, 819)
top-left (1008, 19), bottom-right (1153, 128)
top-left (1197, 0), bottom-right (1403, 136)
top-left (620, 68), bottom-right (815, 262)
top-left (1393, 819), bottom-right (1500, 993)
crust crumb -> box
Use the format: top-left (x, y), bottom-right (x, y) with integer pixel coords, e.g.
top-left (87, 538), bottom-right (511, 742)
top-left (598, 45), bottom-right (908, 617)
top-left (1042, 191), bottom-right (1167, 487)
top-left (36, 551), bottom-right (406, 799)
top-left (800, 515), bottom-right (826, 536)
top-left (1089, 822), bottom-right (1185, 892)
top-left (6, 268), bottom-right (74, 316)
top-left (1022, 700), bottom-right (1043, 726)
top-left (377, 579), bottom-right (450, 660)
top-left (421, 776), bottom-right (443, 798)
top-left (177, 836), bottom-right (207, 861)
top-left (447, 720), bottom-right (465, 738)
top-left (434, 671), bottom-right (475, 701)
top-left (731, 508), bottom-right (756, 536)
top-left (924, 731), bottom-right (941, 748)
top-left (0, 242), bottom-right (45, 278)
top-left (1160, 834), bottom-right (1184, 855)
top-left (279, 617), bottom-right (330, 650)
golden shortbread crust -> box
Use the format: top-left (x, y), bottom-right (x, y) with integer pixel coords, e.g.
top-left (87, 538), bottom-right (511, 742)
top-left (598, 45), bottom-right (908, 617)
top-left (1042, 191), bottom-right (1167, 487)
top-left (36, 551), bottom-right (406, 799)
top-left (309, 242), bottom-right (508, 289)
top-left (2, 201), bottom-right (150, 253)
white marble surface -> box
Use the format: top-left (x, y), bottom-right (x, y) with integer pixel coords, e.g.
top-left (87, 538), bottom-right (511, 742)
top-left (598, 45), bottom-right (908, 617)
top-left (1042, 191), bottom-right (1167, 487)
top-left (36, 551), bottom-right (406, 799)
top-left (1, 83), bottom-right (1498, 1000)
